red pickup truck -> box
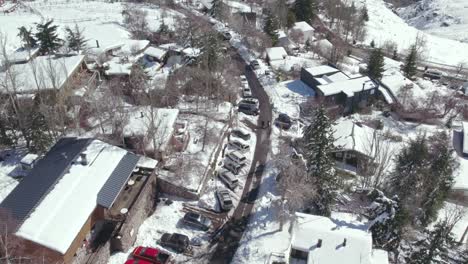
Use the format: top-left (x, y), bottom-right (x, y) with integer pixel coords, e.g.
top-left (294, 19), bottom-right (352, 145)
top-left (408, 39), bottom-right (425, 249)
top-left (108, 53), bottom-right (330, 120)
top-left (126, 246), bottom-right (173, 264)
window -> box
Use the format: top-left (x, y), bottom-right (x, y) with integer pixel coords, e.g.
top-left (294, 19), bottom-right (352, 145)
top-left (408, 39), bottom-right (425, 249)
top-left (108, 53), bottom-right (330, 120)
top-left (370, 89), bottom-right (375, 95)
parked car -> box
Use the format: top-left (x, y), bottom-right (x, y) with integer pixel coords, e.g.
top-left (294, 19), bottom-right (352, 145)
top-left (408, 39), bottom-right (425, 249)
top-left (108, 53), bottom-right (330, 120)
top-left (222, 31), bottom-right (232, 40)
top-left (216, 189), bottom-right (234, 211)
top-left (125, 259), bottom-right (153, 264)
top-left (238, 103), bottom-right (259, 116)
top-left (250, 59), bottom-right (260, 70)
top-left (223, 159), bottom-right (243, 174)
top-left (158, 233), bottom-right (190, 253)
top-left (226, 150), bottom-right (247, 165)
top-left (242, 87), bottom-right (252, 97)
top-left (131, 246), bottom-right (173, 264)
top-left (231, 128), bottom-right (251, 140)
top-left (218, 169), bottom-right (239, 190)
top-left (275, 113), bottom-right (292, 130)
top-left (228, 138), bottom-right (250, 152)
top-left (240, 98), bottom-right (259, 107)
top-left (182, 212), bottom-right (211, 231)
top-left (423, 70), bottom-right (443, 80)
top-left (240, 75), bottom-right (248, 85)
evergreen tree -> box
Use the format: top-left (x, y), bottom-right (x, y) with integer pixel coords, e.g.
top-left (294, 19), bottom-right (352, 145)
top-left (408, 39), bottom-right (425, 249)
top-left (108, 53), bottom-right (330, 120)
top-left (403, 45), bottom-right (418, 79)
top-left (367, 189), bottom-right (407, 251)
top-left (302, 106), bottom-right (337, 216)
top-left (294, 0), bottom-right (317, 24)
top-left (35, 20), bottom-right (62, 55)
top-left (361, 6), bottom-right (369, 22)
top-left (158, 19), bottom-right (170, 34)
top-left (209, 0), bottom-right (224, 19)
top-left (367, 48), bottom-right (385, 80)
top-left (370, 40), bottom-right (375, 48)
top-left (199, 31), bottom-right (222, 73)
top-left (263, 9), bottom-right (280, 45)
top-left (65, 24), bottom-right (87, 53)
top-left (17, 26), bottom-right (37, 48)
top-left (286, 10), bottom-right (296, 28)
top-left (407, 220), bottom-right (454, 263)
top-left (28, 110), bottom-right (53, 153)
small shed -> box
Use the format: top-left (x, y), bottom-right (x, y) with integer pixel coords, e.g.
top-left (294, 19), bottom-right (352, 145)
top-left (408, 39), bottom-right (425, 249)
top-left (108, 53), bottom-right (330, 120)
top-left (144, 47), bottom-right (168, 63)
top-left (266, 47), bottom-right (287, 63)
top-left (292, 21), bottom-right (315, 43)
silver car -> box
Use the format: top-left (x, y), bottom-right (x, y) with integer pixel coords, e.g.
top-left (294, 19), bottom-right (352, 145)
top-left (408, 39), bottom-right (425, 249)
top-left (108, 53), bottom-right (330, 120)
top-left (216, 189), bottom-right (234, 211)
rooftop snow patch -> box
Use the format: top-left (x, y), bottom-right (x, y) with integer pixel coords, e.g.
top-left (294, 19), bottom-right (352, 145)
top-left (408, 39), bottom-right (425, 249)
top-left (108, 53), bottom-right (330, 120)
top-left (144, 47), bottom-right (167, 61)
top-left (291, 212), bottom-right (386, 264)
top-left (317, 76), bottom-right (377, 97)
top-left (333, 119), bottom-right (376, 156)
top-left (14, 139), bottom-right (137, 254)
top-left (304, 65), bottom-right (340, 77)
top-left (5, 47), bottom-right (40, 64)
top-left (266, 47), bottom-right (287, 61)
top-left (293, 21), bottom-right (314, 32)
top-left (0, 55), bottom-right (85, 94)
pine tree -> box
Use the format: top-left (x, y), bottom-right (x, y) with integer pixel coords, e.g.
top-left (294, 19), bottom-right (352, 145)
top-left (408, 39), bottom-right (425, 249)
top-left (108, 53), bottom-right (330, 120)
top-left (420, 132), bottom-right (457, 226)
top-left (158, 19), bottom-right (170, 34)
top-left (361, 6), bottom-right (369, 22)
top-left (302, 106), bottom-right (337, 216)
top-left (403, 45), bottom-right (418, 79)
top-left (367, 189), bottom-right (407, 251)
top-left (199, 31), bottom-right (222, 73)
top-left (367, 48), bottom-right (385, 80)
top-left (286, 10), bottom-right (296, 29)
top-left (407, 220), bottom-right (454, 263)
top-left (370, 40), bottom-right (375, 48)
top-left (17, 26), bottom-right (37, 49)
top-left (65, 24), bottom-right (87, 53)
top-left (294, 0), bottom-right (317, 24)
top-left (209, 0), bottom-right (224, 19)
top-left (263, 9), bottom-right (280, 45)
top-left (35, 20), bottom-right (62, 55)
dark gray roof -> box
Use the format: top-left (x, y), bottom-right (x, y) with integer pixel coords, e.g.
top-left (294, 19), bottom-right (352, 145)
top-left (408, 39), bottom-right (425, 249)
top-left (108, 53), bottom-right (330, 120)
top-left (97, 153), bottom-right (139, 208)
top-left (0, 137), bottom-right (92, 231)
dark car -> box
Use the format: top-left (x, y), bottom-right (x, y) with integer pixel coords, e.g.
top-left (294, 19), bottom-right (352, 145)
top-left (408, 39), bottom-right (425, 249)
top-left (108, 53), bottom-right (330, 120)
top-left (158, 233), bottom-right (190, 253)
top-left (231, 128), bottom-right (251, 140)
top-left (423, 70), bottom-right (443, 80)
top-left (222, 31), bottom-right (232, 40)
top-left (238, 103), bottom-right (259, 116)
top-left (130, 246), bottom-right (173, 264)
top-left (250, 59), bottom-right (260, 70)
top-left (275, 113), bottom-right (292, 130)
top-left (182, 212), bottom-right (212, 231)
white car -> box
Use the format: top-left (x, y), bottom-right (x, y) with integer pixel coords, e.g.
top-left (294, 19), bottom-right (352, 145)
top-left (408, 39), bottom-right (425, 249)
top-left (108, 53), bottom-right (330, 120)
top-left (242, 88), bottom-right (252, 98)
top-left (227, 139), bottom-right (250, 152)
top-left (240, 75), bottom-right (248, 85)
top-left (216, 189), bottom-right (234, 211)
top-left (218, 169), bottom-right (239, 190)
top-left (226, 150), bottom-right (247, 165)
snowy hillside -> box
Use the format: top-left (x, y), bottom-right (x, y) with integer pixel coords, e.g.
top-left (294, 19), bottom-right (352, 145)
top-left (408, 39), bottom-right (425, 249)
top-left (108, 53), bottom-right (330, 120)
top-left (360, 0), bottom-right (468, 65)
top-left (396, 0), bottom-right (468, 43)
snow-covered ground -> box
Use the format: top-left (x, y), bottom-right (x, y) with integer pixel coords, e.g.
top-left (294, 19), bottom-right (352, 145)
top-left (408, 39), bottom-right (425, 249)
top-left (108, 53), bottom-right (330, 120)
top-left (0, 149), bottom-right (29, 203)
top-left (0, 0), bottom-right (183, 52)
top-left (396, 0), bottom-right (468, 43)
top-left (360, 0), bottom-right (468, 65)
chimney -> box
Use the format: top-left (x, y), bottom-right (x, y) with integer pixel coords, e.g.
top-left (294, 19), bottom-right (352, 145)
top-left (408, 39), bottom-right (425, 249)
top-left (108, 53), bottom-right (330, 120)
top-left (96, 40), bottom-right (100, 48)
top-left (343, 238), bottom-right (347, 247)
top-left (317, 239), bottom-right (322, 248)
top-left (80, 153), bottom-right (88, 165)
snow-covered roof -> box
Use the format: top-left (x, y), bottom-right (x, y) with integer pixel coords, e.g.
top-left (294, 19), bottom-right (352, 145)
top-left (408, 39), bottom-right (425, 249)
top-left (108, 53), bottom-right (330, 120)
top-left (378, 87), bottom-right (395, 104)
top-left (304, 65), bottom-right (340, 77)
top-left (182, 48), bottom-right (201, 57)
top-left (7, 47), bottom-right (40, 64)
top-left (104, 57), bottom-right (132, 76)
top-left (293, 21), bottom-right (314, 32)
top-left (124, 107), bottom-right (179, 151)
top-left (317, 71), bottom-right (350, 84)
top-left (0, 55), bottom-right (85, 94)
top-left (315, 38), bottom-right (333, 49)
top-left (333, 119), bottom-right (375, 156)
top-left (103, 43), bottom-right (125, 52)
top-left (266, 47), bottom-right (287, 61)
top-left (144, 47), bottom-right (167, 60)
top-left (159, 43), bottom-right (183, 52)
top-left (15, 139), bottom-right (140, 254)
top-left (317, 76), bottom-right (377, 97)
top-left (463, 122), bottom-right (468, 154)
top-left (292, 212), bottom-right (384, 264)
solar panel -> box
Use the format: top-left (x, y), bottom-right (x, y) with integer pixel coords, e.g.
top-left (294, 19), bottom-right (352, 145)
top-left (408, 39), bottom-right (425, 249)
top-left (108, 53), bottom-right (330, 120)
top-left (97, 153), bottom-right (139, 208)
top-left (0, 137), bottom-right (92, 231)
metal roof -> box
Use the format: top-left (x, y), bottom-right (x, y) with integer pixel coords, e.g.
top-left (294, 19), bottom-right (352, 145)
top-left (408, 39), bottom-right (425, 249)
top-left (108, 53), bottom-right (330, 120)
top-left (97, 153), bottom-right (140, 208)
top-left (0, 137), bottom-right (92, 231)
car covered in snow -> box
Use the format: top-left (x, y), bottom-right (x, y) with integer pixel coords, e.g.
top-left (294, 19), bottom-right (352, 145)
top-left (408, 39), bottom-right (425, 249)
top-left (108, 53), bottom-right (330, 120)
top-left (227, 138), bottom-right (250, 152)
top-left (157, 233), bottom-right (190, 253)
top-left (130, 246), bottom-right (173, 264)
top-left (182, 212), bottom-right (212, 231)
top-left (240, 75), bottom-right (248, 86)
top-left (225, 150), bottom-right (247, 165)
top-left (231, 128), bottom-right (251, 140)
top-left (216, 189), bottom-right (234, 211)
top-left (242, 87), bottom-right (252, 97)
top-left (218, 169), bottom-right (239, 190)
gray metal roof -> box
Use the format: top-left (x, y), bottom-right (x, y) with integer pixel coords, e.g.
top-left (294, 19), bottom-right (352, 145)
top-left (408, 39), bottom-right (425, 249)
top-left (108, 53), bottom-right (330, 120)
top-left (97, 153), bottom-right (140, 208)
top-left (0, 137), bottom-right (92, 231)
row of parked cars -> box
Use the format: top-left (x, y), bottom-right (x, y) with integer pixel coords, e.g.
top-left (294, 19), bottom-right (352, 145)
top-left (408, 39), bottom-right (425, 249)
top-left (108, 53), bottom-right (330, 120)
top-left (239, 74), bottom-right (260, 116)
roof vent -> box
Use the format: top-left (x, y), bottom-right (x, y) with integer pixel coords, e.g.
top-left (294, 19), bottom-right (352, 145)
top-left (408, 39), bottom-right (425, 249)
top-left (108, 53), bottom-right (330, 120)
top-left (317, 239), bottom-right (322, 248)
top-left (80, 153), bottom-right (88, 165)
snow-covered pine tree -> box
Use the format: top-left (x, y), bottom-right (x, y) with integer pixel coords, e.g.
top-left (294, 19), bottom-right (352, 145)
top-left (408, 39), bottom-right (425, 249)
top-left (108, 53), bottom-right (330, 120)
top-left (406, 220), bottom-right (454, 263)
top-left (65, 24), bottom-right (87, 53)
top-left (403, 45), bottom-right (418, 79)
top-left (294, 0), bottom-right (317, 24)
top-left (199, 31), bottom-right (222, 73)
top-left (420, 131), bottom-right (458, 226)
top-left (263, 8), bottom-right (280, 45)
top-left (367, 189), bottom-right (407, 251)
top-left (367, 48), bottom-right (385, 80)
top-left (361, 5), bottom-right (369, 22)
top-left (17, 26), bottom-right (37, 49)
top-left (35, 20), bottom-right (62, 55)
top-left (302, 105), bottom-right (336, 217)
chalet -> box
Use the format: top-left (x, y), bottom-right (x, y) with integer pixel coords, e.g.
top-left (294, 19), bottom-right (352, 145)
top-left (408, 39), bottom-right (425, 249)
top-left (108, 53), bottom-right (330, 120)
top-left (265, 47), bottom-right (287, 64)
top-left (300, 65), bottom-right (378, 114)
top-left (0, 137), bottom-right (158, 264)
top-left (291, 21), bottom-right (315, 43)
top-left (289, 212), bottom-right (389, 264)
top-left (0, 55), bottom-right (86, 95)
top-left (332, 119), bottom-right (376, 174)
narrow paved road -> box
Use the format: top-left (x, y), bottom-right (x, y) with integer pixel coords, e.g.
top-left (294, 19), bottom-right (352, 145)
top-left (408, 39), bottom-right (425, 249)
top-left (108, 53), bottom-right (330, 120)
top-left (209, 51), bottom-right (273, 264)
